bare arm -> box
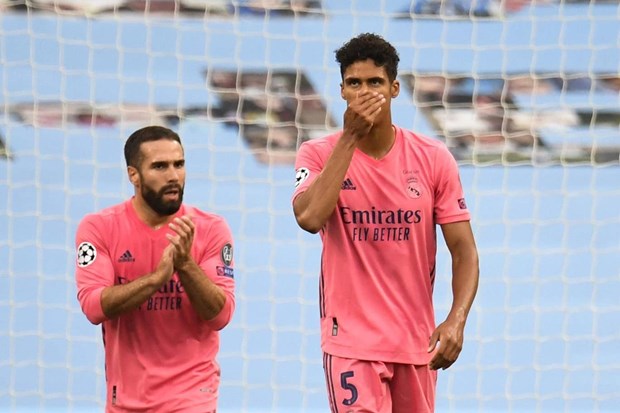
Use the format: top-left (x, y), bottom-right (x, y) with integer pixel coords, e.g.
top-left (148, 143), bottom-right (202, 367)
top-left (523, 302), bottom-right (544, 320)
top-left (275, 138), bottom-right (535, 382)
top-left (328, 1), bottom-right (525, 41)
top-left (293, 91), bottom-right (386, 233)
top-left (293, 136), bottom-right (356, 233)
top-left (168, 216), bottom-right (227, 321)
top-left (443, 220), bottom-right (479, 326)
top-left (100, 244), bottom-right (175, 319)
top-left (429, 220), bottom-right (479, 370)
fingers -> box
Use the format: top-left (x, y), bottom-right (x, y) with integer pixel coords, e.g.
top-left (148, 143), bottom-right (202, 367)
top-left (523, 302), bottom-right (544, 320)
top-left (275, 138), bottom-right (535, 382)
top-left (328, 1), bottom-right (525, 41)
top-left (428, 328), bottom-right (462, 371)
top-left (428, 331), bottom-right (439, 353)
top-left (428, 332), bottom-right (443, 371)
top-left (155, 244), bottom-right (175, 281)
top-left (166, 216), bottom-right (195, 264)
top-left (343, 92), bottom-right (386, 139)
top-left (169, 215), bottom-right (195, 236)
top-left (350, 91), bottom-right (385, 116)
top-left (429, 352), bottom-right (456, 371)
top-left (163, 243), bottom-right (175, 256)
top-left (429, 340), bottom-right (461, 370)
top-left (167, 216), bottom-right (194, 243)
top-left (429, 354), bottom-right (440, 371)
top-left (429, 341), bottom-right (449, 371)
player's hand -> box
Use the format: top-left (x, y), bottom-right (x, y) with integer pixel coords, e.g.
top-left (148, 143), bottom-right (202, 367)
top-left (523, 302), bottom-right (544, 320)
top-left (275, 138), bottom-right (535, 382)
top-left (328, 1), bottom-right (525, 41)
top-left (427, 317), bottom-right (465, 370)
top-left (343, 90), bottom-right (386, 140)
top-left (155, 243), bottom-right (175, 283)
top-left (166, 215), bottom-right (195, 269)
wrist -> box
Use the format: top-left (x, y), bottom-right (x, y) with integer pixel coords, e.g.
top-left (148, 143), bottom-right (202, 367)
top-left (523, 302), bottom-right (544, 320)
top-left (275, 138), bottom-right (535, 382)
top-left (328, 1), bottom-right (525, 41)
top-left (175, 257), bottom-right (196, 274)
top-left (447, 307), bottom-right (468, 324)
top-left (339, 130), bottom-right (361, 147)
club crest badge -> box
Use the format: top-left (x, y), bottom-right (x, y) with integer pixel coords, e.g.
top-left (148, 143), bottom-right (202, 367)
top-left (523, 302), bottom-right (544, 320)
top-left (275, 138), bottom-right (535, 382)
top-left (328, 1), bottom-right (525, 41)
top-left (406, 177), bottom-right (422, 199)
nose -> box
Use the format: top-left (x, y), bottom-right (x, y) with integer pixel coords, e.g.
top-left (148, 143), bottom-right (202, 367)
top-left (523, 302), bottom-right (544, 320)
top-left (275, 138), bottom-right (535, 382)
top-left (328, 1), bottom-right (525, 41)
top-left (166, 165), bottom-right (180, 182)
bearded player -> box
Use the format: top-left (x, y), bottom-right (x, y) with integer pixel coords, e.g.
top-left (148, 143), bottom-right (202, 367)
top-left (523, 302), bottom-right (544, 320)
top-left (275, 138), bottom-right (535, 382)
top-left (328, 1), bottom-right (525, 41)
top-left (75, 125), bottom-right (235, 412)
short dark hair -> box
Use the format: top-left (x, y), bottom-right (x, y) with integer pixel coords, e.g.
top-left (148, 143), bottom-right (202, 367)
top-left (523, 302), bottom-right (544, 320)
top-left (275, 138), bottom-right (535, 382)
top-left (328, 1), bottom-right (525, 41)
top-left (124, 126), bottom-right (182, 168)
top-left (335, 33), bottom-right (400, 82)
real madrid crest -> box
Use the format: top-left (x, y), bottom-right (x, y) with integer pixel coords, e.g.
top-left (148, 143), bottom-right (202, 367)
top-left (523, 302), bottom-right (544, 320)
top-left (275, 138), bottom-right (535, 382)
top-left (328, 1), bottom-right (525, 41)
top-left (406, 176), bottom-right (422, 199)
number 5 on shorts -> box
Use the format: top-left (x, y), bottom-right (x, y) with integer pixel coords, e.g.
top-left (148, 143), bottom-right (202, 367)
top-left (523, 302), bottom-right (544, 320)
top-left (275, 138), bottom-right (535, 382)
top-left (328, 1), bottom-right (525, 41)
top-left (340, 371), bottom-right (358, 406)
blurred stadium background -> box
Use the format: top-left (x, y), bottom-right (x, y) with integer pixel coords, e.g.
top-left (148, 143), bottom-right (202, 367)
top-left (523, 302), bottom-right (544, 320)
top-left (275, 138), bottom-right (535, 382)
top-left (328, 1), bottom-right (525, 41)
top-left (0, 0), bottom-right (619, 412)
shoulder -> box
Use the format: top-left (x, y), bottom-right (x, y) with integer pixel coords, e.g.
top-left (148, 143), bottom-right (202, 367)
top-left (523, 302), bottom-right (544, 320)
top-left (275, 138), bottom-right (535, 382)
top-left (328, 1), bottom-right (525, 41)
top-left (299, 131), bottom-right (342, 153)
top-left (183, 206), bottom-right (234, 250)
top-left (183, 206), bottom-right (230, 232)
top-left (296, 132), bottom-right (342, 171)
top-left (398, 127), bottom-right (447, 151)
top-left (78, 202), bottom-right (126, 227)
top-left (76, 203), bottom-right (128, 246)
top-left (398, 127), bottom-right (455, 160)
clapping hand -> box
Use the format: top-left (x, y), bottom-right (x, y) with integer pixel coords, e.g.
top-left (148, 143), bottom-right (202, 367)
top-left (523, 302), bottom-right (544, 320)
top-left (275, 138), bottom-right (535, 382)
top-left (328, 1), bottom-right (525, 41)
top-left (166, 215), bottom-right (195, 269)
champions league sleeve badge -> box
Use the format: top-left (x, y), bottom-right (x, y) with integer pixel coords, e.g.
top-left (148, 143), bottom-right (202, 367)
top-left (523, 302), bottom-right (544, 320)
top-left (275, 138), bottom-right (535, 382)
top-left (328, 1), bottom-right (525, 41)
top-left (295, 167), bottom-right (310, 188)
top-left (221, 243), bottom-right (233, 266)
top-left (77, 242), bottom-right (97, 267)
top-left (217, 243), bottom-right (235, 278)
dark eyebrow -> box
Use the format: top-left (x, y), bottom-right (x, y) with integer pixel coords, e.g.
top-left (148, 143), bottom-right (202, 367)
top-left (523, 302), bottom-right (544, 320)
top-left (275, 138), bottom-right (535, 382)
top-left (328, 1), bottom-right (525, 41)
top-left (150, 159), bottom-right (184, 167)
top-left (344, 76), bottom-right (385, 84)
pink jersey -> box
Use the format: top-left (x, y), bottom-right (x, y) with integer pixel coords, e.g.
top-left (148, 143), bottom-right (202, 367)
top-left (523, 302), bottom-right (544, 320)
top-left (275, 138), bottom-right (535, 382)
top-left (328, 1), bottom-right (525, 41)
top-left (75, 199), bottom-right (235, 412)
top-left (293, 126), bottom-right (470, 365)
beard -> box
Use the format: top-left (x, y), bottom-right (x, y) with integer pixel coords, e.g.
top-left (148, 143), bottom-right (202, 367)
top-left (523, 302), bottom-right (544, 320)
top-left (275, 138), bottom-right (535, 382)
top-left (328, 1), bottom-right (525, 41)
top-left (141, 181), bottom-right (184, 216)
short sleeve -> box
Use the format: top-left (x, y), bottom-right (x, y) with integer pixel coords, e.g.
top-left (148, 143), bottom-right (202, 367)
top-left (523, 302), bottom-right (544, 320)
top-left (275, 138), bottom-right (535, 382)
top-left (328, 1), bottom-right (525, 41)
top-left (433, 145), bottom-right (471, 225)
top-left (292, 140), bottom-right (326, 203)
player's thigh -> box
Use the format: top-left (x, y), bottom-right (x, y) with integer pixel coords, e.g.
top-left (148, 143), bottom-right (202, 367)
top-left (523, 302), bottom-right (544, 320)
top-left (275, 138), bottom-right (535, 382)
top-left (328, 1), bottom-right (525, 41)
top-left (390, 363), bottom-right (437, 413)
top-left (323, 353), bottom-right (392, 413)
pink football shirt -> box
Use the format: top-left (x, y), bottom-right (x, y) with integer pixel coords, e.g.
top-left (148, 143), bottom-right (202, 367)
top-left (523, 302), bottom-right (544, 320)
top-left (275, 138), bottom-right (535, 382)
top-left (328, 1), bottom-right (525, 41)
top-left (75, 199), bottom-right (235, 412)
top-left (293, 126), bottom-right (470, 365)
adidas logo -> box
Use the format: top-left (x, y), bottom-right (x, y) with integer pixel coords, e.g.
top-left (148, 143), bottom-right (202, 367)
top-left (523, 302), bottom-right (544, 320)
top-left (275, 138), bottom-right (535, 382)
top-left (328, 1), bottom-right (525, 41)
top-left (118, 250), bottom-right (135, 263)
top-left (341, 178), bottom-right (357, 190)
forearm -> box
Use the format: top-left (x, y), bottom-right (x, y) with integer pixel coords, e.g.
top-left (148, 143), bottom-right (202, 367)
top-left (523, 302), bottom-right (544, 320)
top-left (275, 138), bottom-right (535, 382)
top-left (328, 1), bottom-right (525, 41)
top-left (294, 135), bottom-right (357, 233)
top-left (176, 260), bottom-right (226, 321)
top-left (101, 273), bottom-right (166, 320)
top-left (447, 247), bottom-right (479, 323)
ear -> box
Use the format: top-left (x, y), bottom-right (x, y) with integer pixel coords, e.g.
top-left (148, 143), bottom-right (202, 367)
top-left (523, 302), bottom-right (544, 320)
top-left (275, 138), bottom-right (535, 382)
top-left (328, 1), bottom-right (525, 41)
top-left (340, 83), bottom-right (345, 100)
top-left (391, 79), bottom-right (400, 98)
top-left (127, 166), bottom-right (140, 187)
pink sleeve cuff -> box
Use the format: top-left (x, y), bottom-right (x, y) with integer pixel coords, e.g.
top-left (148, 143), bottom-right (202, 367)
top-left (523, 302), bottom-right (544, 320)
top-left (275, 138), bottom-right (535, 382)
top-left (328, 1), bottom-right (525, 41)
top-left (205, 293), bottom-right (234, 331)
top-left (79, 286), bottom-right (107, 325)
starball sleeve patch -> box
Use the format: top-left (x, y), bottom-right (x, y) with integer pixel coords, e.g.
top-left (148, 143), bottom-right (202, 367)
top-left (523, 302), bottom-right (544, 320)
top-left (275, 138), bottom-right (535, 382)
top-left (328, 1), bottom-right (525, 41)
top-left (77, 242), bottom-right (97, 267)
top-left (295, 167), bottom-right (310, 188)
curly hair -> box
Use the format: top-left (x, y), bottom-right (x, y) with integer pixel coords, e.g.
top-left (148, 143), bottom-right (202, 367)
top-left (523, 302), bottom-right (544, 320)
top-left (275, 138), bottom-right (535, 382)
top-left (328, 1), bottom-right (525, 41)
top-left (335, 33), bottom-right (400, 82)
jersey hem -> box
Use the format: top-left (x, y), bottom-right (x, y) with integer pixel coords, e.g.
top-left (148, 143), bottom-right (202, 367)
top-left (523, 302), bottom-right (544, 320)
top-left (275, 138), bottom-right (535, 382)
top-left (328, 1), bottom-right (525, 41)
top-left (322, 342), bottom-right (433, 365)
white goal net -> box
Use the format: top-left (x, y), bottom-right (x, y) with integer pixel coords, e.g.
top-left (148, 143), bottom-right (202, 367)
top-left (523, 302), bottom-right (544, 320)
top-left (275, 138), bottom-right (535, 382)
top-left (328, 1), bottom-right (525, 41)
top-left (1, 1), bottom-right (619, 412)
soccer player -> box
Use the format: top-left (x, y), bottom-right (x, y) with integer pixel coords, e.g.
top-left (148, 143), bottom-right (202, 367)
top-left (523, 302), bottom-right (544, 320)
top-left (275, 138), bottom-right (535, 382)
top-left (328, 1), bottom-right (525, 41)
top-left (292, 33), bottom-right (479, 412)
top-left (74, 126), bottom-right (235, 412)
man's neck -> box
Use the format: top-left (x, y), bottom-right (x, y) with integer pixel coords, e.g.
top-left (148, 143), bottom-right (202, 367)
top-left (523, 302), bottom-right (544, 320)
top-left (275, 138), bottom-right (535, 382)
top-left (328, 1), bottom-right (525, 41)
top-left (357, 122), bottom-right (396, 160)
top-left (131, 197), bottom-right (174, 229)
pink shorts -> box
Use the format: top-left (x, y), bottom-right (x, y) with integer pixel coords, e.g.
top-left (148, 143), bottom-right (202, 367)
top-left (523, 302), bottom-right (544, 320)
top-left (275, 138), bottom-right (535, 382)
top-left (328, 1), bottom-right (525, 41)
top-left (323, 353), bottom-right (437, 413)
